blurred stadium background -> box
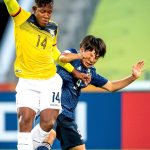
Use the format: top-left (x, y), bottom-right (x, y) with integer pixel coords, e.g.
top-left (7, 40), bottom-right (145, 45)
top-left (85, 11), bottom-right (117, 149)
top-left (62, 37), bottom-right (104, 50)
top-left (0, 0), bottom-right (150, 149)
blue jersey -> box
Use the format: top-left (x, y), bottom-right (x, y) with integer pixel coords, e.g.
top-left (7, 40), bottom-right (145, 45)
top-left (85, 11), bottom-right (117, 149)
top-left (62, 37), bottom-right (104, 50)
top-left (57, 48), bottom-right (108, 119)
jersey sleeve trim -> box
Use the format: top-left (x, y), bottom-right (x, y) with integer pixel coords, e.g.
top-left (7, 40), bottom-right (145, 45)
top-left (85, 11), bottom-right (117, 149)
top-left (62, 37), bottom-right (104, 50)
top-left (4, 0), bottom-right (20, 16)
top-left (11, 7), bottom-right (21, 17)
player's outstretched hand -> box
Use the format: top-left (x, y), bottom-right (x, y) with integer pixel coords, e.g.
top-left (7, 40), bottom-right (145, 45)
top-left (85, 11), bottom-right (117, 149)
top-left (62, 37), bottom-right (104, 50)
top-left (81, 73), bottom-right (91, 85)
top-left (132, 60), bottom-right (144, 79)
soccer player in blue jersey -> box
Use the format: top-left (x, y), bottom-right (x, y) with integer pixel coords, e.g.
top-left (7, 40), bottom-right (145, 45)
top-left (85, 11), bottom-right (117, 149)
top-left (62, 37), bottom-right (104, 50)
top-left (36, 35), bottom-right (144, 150)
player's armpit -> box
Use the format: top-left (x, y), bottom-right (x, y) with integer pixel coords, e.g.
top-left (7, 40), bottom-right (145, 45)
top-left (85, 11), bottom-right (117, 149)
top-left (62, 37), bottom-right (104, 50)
top-left (52, 45), bottom-right (61, 61)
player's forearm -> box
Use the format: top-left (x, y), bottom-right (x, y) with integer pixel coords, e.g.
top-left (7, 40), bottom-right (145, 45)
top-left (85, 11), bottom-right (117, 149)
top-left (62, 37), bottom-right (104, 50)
top-left (59, 53), bottom-right (83, 63)
top-left (58, 61), bottom-right (74, 73)
top-left (4, 0), bottom-right (20, 16)
top-left (110, 75), bottom-right (137, 91)
top-left (53, 47), bottom-right (74, 73)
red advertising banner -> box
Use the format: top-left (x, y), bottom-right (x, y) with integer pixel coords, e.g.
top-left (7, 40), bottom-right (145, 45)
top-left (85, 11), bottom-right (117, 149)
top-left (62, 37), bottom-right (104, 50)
top-left (122, 92), bottom-right (150, 149)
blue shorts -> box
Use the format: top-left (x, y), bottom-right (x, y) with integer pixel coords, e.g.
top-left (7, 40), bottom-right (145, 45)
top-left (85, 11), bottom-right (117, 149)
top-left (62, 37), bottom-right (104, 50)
top-left (55, 114), bottom-right (84, 150)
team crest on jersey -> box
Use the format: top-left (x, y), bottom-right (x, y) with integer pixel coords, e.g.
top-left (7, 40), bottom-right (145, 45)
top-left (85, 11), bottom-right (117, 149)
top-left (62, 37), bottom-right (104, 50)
top-left (87, 69), bottom-right (91, 75)
top-left (49, 29), bottom-right (55, 38)
top-left (77, 66), bottom-right (81, 71)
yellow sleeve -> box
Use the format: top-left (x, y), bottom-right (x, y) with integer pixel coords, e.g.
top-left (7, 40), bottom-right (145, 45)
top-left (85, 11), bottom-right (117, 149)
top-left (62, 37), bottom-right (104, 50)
top-left (13, 9), bottom-right (31, 26)
top-left (53, 46), bottom-right (74, 73)
top-left (4, 0), bottom-right (31, 26)
top-left (4, 0), bottom-right (20, 16)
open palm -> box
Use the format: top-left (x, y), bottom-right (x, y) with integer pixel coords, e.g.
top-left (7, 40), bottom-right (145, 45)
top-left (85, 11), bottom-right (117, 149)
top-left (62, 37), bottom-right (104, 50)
top-left (132, 61), bottom-right (144, 79)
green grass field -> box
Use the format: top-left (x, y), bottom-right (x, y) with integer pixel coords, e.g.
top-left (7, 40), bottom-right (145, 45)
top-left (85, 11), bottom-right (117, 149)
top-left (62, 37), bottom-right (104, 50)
top-left (88, 0), bottom-right (150, 80)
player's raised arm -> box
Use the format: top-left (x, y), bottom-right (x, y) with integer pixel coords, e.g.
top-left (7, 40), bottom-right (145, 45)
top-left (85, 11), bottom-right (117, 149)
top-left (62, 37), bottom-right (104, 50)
top-left (102, 61), bottom-right (144, 92)
top-left (4, 0), bottom-right (31, 26)
top-left (4, 0), bottom-right (20, 16)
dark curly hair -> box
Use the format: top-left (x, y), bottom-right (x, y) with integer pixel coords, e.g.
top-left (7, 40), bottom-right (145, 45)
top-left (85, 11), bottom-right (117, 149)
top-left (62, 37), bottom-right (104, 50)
top-left (80, 35), bottom-right (106, 58)
top-left (35, 0), bottom-right (54, 7)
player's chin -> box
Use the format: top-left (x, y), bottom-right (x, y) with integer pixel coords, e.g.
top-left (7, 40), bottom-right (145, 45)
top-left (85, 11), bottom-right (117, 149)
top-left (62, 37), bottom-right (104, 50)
top-left (40, 21), bottom-right (48, 27)
top-left (83, 63), bottom-right (92, 68)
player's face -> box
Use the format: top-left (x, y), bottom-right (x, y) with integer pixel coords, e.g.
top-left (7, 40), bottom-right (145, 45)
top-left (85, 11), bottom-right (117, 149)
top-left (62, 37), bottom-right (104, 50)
top-left (33, 3), bottom-right (53, 27)
top-left (81, 50), bottom-right (100, 68)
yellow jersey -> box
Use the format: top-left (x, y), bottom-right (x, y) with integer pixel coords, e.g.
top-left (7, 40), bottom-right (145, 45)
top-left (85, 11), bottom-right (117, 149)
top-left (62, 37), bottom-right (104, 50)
top-left (4, 0), bottom-right (74, 79)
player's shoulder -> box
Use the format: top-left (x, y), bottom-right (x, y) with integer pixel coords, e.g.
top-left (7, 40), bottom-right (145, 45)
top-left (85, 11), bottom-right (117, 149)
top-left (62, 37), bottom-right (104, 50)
top-left (47, 20), bottom-right (58, 30)
top-left (89, 66), bottom-right (97, 75)
top-left (90, 66), bottom-right (96, 71)
top-left (44, 21), bottom-right (58, 36)
top-left (64, 48), bottom-right (78, 54)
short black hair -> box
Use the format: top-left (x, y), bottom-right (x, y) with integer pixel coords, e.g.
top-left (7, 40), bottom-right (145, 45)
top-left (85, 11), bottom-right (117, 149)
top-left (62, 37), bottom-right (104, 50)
top-left (35, 0), bottom-right (54, 7)
top-left (80, 35), bottom-right (106, 58)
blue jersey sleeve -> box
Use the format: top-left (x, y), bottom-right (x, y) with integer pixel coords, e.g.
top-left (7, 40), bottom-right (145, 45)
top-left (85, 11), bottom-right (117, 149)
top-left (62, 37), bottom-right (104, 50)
top-left (90, 67), bottom-right (108, 87)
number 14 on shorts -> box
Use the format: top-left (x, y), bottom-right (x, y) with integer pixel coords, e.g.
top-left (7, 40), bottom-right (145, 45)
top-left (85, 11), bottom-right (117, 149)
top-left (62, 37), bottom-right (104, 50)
top-left (52, 92), bottom-right (60, 103)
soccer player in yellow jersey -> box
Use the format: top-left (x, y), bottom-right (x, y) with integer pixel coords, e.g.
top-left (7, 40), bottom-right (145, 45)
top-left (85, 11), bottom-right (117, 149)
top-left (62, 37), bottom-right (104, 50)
top-left (4, 0), bottom-right (91, 149)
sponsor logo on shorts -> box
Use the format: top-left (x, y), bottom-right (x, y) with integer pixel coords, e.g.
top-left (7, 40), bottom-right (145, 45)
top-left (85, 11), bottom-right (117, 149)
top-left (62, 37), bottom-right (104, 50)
top-left (50, 103), bottom-right (60, 107)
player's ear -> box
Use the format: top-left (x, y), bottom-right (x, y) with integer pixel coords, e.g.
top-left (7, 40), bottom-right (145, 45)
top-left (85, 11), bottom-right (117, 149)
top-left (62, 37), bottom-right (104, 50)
top-left (80, 47), bottom-right (85, 53)
top-left (32, 6), bottom-right (37, 14)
